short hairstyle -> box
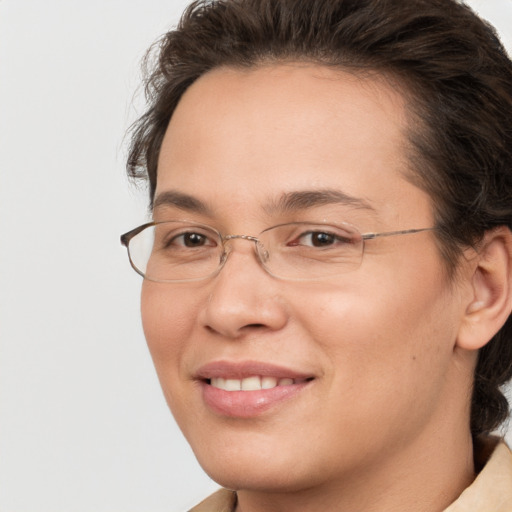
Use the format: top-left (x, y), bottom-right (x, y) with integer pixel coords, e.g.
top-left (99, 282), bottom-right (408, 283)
top-left (127, 0), bottom-right (512, 437)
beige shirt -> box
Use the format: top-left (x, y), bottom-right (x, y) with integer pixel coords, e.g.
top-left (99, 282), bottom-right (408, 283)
top-left (189, 440), bottom-right (512, 512)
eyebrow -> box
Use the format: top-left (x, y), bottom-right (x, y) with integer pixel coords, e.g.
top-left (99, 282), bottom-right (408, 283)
top-left (265, 189), bottom-right (376, 215)
top-left (153, 190), bottom-right (212, 215)
top-left (152, 188), bottom-right (376, 218)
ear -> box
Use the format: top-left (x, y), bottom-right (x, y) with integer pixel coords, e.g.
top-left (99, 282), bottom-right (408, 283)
top-left (456, 226), bottom-right (512, 351)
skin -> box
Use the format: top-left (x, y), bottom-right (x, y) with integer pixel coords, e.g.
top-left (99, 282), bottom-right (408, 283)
top-left (142, 64), bottom-right (482, 512)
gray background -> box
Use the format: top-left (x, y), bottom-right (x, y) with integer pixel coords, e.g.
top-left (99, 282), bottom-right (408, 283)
top-left (1, 1), bottom-right (511, 511)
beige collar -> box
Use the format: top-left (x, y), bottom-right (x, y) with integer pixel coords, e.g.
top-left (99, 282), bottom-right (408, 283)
top-left (443, 439), bottom-right (512, 511)
top-left (189, 488), bottom-right (236, 512)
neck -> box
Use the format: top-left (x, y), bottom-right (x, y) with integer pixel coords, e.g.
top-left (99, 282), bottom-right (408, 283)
top-left (235, 423), bottom-right (475, 512)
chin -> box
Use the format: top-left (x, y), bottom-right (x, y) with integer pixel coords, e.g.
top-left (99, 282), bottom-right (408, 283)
top-left (200, 458), bottom-right (311, 493)
top-left (188, 432), bottom-right (323, 493)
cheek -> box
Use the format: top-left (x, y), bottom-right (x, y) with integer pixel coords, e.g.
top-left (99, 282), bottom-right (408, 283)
top-left (140, 282), bottom-right (213, 432)
top-left (296, 259), bottom-right (459, 408)
top-left (140, 282), bottom-right (198, 382)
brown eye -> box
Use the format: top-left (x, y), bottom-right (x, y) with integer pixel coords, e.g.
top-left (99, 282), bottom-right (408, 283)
top-left (308, 232), bottom-right (336, 247)
top-left (181, 232), bottom-right (208, 247)
top-left (163, 230), bottom-right (217, 249)
top-left (294, 230), bottom-right (351, 248)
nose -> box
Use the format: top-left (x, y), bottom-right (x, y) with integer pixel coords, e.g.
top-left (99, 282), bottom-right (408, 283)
top-left (200, 238), bottom-right (288, 339)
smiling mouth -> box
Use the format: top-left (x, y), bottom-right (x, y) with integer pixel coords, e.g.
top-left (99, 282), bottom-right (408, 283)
top-left (196, 361), bottom-right (315, 416)
top-left (207, 376), bottom-right (313, 391)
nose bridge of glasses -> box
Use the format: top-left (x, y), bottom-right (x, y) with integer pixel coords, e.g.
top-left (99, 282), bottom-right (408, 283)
top-left (224, 234), bottom-right (259, 242)
top-left (222, 234), bottom-right (270, 264)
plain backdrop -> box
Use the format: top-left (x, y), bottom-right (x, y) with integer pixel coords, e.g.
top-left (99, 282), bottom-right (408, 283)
top-left (1, 1), bottom-right (511, 511)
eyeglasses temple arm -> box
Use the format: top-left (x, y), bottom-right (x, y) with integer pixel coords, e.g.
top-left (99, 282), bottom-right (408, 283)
top-left (361, 227), bottom-right (435, 241)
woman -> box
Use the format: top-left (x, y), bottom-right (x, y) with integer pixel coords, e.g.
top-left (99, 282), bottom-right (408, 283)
top-left (121, 1), bottom-right (512, 510)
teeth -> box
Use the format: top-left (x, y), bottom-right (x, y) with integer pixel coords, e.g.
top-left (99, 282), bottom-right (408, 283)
top-left (211, 377), bottom-right (225, 389)
top-left (241, 376), bottom-right (261, 391)
top-left (210, 375), bottom-right (299, 391)
top-left (261, 376), bottom-right (277, 389)
top-left (224, 379), bottom-right (241, 391)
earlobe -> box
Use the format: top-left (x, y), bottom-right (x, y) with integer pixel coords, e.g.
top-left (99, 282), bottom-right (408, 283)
top-left (456, 226), bottom-right (512, 351)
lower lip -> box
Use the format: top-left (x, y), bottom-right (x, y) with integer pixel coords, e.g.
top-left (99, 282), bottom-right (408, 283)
top-left (201, 381), bottom-right (311, 418)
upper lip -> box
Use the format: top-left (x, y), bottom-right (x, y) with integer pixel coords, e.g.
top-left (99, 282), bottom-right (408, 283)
top-left (195, 360), bottom-right (315, 381)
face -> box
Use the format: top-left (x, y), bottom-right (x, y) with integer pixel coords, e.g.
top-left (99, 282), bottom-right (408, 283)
top-left (142, 64), bottom-right (470, 493)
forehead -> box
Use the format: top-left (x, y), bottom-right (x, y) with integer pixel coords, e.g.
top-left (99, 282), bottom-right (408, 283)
top-left (156, 63), bottom-right (431, 227)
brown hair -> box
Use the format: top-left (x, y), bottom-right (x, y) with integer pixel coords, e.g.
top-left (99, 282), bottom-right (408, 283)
top-left (127, 0), bottom-right (512, 437)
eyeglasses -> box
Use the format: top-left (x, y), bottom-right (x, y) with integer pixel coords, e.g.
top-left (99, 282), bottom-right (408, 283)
top-left (120, 220), bottom-right (435, 282)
